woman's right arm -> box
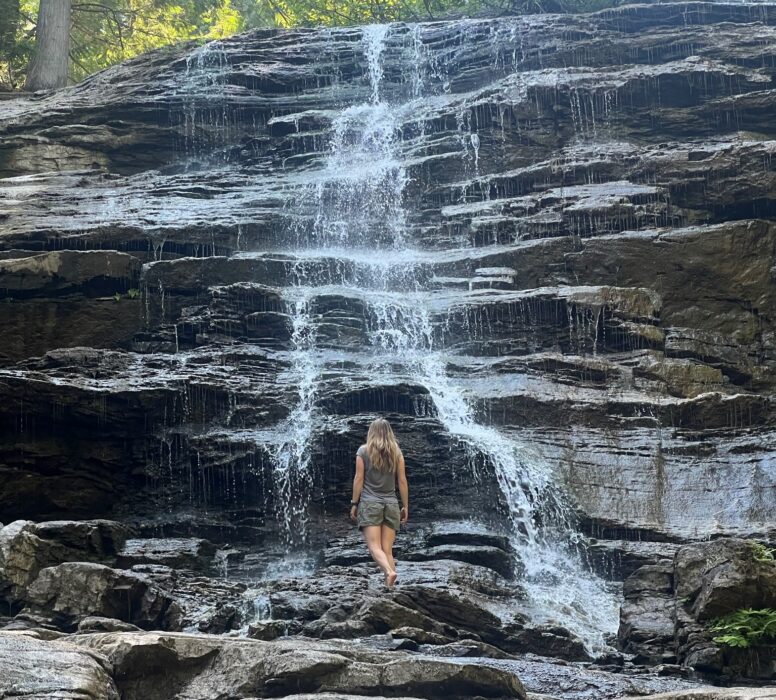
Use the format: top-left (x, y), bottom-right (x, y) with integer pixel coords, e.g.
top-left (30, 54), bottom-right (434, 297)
top-left (351, 455), bottom-right (365, 522)
top-left (397, 455), bottom-right (409, 524)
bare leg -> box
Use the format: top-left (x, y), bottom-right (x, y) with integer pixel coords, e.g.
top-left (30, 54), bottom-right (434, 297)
top-left (362, 526), bottom-right (393, 579)
top-left (381, 524), bottom-right (398, 587)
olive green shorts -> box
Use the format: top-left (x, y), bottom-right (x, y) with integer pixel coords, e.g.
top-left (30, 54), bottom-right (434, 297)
top-left (357, 500), bottom-right (401, 531)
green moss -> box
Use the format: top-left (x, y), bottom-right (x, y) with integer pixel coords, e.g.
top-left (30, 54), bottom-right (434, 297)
top-left (711, 608), bottom-right (776, 649)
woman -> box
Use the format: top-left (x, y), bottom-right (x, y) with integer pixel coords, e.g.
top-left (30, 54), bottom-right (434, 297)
top-left (350, 418), bottom-right (409, 587)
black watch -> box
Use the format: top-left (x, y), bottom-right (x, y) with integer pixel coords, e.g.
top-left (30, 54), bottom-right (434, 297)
top-left (350, 500), bottom-right (359, 506)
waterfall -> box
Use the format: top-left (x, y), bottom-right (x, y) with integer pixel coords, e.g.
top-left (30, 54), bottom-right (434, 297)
top-left (274, 23), bottom-right (619, 652)
top-left (269, 291), bottom-right (318, 549)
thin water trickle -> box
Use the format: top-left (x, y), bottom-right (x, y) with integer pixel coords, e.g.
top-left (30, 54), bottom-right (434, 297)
top-left (268, 290), bottom-right (318, 548)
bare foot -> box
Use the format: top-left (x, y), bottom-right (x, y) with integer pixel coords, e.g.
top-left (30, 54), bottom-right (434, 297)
top-left (386, 570), bottom-right (398, 588)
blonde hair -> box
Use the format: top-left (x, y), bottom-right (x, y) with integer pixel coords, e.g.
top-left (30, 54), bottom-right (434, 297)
top-left (366, 418), bottom-right (402, 473)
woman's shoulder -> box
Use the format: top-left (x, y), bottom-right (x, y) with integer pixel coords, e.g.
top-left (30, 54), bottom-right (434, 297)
top-left (356, 444), bottom-right (367, 456)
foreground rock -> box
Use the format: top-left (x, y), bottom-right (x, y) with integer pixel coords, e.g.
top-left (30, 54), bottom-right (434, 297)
top-left (71, 631), bottom-right (527, 699)
top-left (25, 562), bottom-right (174, 630)
top-left (621, 691), bottom-right (776, 700)
top-left (0, 632), bottom-right (119, 700)
top-left (0, 519), bottom-right (128, 606)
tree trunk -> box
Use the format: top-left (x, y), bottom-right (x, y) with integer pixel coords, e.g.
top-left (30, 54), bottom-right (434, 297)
top-left (24, 0), bottom-right (71, 91)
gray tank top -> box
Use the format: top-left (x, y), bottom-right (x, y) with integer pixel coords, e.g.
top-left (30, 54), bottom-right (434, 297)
top-left (357, 444), bottom-right (398, 503)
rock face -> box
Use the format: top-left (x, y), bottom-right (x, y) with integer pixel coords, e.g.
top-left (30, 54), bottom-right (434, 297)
top-left (619, 538), bottom-right (776, 680)
top-left (0, 0), bottom-right (772, 545)
top-left (0, 0), bottom-right (775, 692)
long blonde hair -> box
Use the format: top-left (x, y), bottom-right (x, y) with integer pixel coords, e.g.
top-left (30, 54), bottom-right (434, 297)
top-left (366, 418), bottom-right (402, 473)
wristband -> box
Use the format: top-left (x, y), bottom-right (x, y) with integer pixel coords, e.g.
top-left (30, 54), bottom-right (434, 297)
top-left (350, 500), bottom-right (359, 506)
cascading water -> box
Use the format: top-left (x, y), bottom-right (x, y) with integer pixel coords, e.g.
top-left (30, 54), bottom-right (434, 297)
top-left (275, 24), bottom-right (619, 652)
top-left (269, 291), bottom-right (318, 548)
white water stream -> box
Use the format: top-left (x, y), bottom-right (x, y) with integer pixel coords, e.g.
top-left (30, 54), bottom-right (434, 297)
top-left (273, 24), bottom-right (619, 653)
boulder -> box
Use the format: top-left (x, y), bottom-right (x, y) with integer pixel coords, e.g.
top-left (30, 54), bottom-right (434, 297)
top-left (77, 616), bottom-right (143, 633)
top-left (0, 519), bottom-right (128, 604)
top-left (505, 624), bottom-right (590, 662)
top-left (0, 632), bottom-right (119, 699)
top-left (25, 562), bottom-right (174, 630)
top-left (391, 625), bottom-right (453, 645)
top-left (70, 631), bottom-right (527, 699)
top-left (354, 596), bottom-right (455, 637)
top-left (618, 538), bottom-right (776, 678)
top-left (674, 539), bottom-right (776, 621)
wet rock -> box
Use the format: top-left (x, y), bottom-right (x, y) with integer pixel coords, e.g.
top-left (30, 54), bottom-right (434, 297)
top-left (486, 653), bottom-right (704, 699)
top-left (588, 540), bottom-right (681, 580)
top-left (619, 538), bottom-right (776, 679)
top-left (404, 543), bottom-right (514, 578)
top-left (25, 562), bottom-right (174, 630)
top-left (77, 616), bottom-right (143, 633)
top-left (0, 251), bottom-right (139, 297)
top-left (426, 522), bottom-right (511, 552)
top-left (618, 562), bottom-right (677, 664)
top-left (282, 695), bottom-right (423, 700)
top-left (429, 638), bottom-right (517, 659)
top-left (71, 631), bottom-right (528, 699)
top-left (353, 597), bottom-right (454, 637)
top-left (0, 519), bottom-right (128, 604)
top-left (147, 571), bottom-right (248, 634)
top-left (116, 538), bottom-right (217, 570)
top-left (673, 539), bottom-right (776, 680)
top-left (391, 625), bottom-right (452, 645)
top-left (247, 619), bottom-right (289, 640)
top-left (0, 632), bottom-right (119, 699)
top-left (506, 625), bottom-right (590, 662)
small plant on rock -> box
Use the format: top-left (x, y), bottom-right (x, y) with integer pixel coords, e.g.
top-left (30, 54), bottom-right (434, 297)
top-left (751, 542), bottom-right (776, 563)
top-left (711, 608), bottom-right (776, 649)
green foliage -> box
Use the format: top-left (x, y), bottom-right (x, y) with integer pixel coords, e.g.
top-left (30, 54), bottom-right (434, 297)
top-left (0, 0), bottom-right (20, 56)
top-left (711, 608), bottom-right (776, 649)
top-left (751, 542), bottom-right (775, 563)
top-left (112, 288), bottom-right (140, 301)
top-left (67, 0), bottom-right (246, 82)
top-left (4, 0), bottom-right (625, 87)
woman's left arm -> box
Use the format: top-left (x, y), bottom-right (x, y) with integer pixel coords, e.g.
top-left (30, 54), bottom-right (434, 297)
top-left (351, 455), bottom-right (365, 521)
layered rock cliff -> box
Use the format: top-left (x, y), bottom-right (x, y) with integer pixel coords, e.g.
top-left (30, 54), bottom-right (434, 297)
top-left (0, 2), bottom-right (775, 697)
